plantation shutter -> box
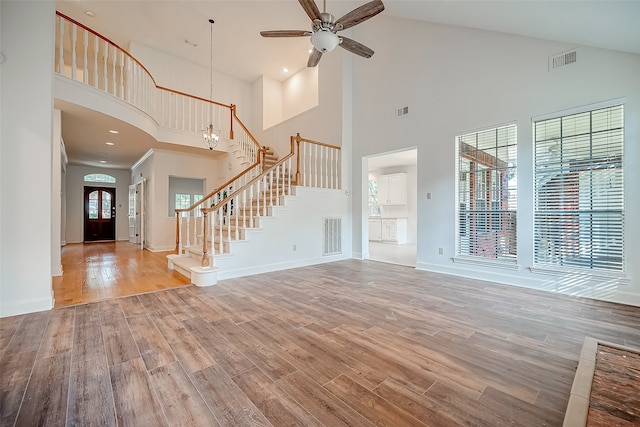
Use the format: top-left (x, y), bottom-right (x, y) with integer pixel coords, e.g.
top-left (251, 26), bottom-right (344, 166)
top-left (533, 104), bottom-right (624, 271)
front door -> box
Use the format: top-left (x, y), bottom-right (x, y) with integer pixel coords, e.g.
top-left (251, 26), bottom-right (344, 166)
top-left (84, 186), bottom-right (116, 241)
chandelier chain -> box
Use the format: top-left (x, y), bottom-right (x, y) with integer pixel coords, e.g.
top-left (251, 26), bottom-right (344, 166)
top-left (209, 18), bottom-right (214, 102)
top-left (202, 18), bottom-right (220, 150)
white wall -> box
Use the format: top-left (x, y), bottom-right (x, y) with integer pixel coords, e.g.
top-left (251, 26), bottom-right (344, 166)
top-left (253, 50), bottom-right (346, 161)
top-left (52, 109), bottom-right (63, 276)
top-left (0, 1), bottom-right (55, 317)
top-left (131, 149), bottom-right (224, 251)
top-left (129, 42), bottom-right (254, 127)
top-left (261, 75), bottom-right (283, 129)
top-left (65, 166), bottom-right (132, 243)
top-left (282, 66), bottom-right (319, 122)
top-left (216, 187), bottom-right (352, 279)
top-left (351, 16), bottom-right (640, 305)
top-left (257, 66), bottom-right (319, 131)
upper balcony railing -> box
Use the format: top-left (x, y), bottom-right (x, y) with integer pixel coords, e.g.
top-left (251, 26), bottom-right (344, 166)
top-left (54, 11), bottom-right (265, 162)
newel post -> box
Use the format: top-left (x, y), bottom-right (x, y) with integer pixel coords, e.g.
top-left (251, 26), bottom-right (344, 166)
top-left (229, 104), bottom-right (235, 140)
top-left (175, 210), bottom-right (181, 253)
top-left (201, 210), bottom-right (210, 267)
top-left (295, 133), bottom-right (302, 186)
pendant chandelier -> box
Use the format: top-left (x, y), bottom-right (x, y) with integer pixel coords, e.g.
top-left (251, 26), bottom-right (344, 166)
top-left (202, 18), bottom-right (220, 150)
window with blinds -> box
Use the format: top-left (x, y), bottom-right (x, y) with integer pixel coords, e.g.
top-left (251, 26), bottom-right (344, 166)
top-left (533, 104), bottom-right (624, 272)
top-left (456, 124), bottom-right (517, 262)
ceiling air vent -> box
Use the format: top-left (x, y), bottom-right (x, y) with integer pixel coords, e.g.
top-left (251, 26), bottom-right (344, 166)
top-left (549, 49), bottom-right (577, 71)
top-left (397, 106), bottom-right (409, 118)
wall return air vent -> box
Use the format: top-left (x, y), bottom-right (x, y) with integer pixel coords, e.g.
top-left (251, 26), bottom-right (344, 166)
top-left (397, 106), bottom-right (409, 118)
top-left (323, 217), bottom-right (342, 256)
top-left (549, 49), bottom-right (577, 71)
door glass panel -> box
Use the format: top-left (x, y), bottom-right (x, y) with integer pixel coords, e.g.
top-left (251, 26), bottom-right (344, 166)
top-left (102, 191), bottom-right (112, 219)
top-left (89, 191), bottom-right (99, 219)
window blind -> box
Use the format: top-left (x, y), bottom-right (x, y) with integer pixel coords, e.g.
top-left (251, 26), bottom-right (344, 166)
top-left (533, 104), bottom-right (624, 271)
top-left (456, 124), bottom-right (517, 262)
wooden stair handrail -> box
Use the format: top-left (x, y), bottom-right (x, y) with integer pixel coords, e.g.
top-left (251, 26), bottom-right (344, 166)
top-left (202, 136), bottom-right (296, 213)
top-left (294, 133), bottom-right (341, 187)
top-left (231, 105), bottom-right (263, 154)
top-left (175, 156), bottom-right (265, 251)
top-left (176, 158), bottom-right (261, 215)
top-left (294, 133), bottom-right (341, 150)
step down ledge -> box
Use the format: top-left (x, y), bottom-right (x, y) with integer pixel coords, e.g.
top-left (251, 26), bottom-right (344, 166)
top-left (167, 253), bottom-right (189, 269)
top-left (168, 254), bottom-right (218, 287)
top-left (190, 265), bottom-right (218, 287)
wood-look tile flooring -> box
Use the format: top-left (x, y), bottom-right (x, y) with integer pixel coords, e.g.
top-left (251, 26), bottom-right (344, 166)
top-left (3, 259), bottom-right (640, 426)
top-left (52, 242), bottom-right (190, 307)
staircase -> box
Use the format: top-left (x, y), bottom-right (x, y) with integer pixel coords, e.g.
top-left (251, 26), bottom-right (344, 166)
top-left (168, 134), bottom-right (344, 286)
top-left (168, 140), bottom-right (294, 285)
top-left (168, 180), bottom-right (293, 286)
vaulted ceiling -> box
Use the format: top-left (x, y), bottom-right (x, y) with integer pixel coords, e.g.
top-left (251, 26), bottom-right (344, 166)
top-left (57, 0), bottom-right (640, 84)
top-left (54, 1), bottom-right (640, 169)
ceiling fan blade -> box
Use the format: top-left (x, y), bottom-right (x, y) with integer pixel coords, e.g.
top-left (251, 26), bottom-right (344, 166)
top-left (338, 36), bottom-right (374, 58)
top-left (260, 30), bottom-right (311, 38)
top-left (335, 0), bottom-right (384, 30)
top-left (307, 49), bottom-right (323, 67)
top-left (298, 0), bottom-right (321, 21)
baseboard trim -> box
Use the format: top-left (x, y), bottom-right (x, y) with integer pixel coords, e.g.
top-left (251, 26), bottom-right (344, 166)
top-left (217, 254), bottom-right (350, 281)
top-left (0, 296), bottom-right (53, 318)
top-left (148, 245), bottom-right (175, 252)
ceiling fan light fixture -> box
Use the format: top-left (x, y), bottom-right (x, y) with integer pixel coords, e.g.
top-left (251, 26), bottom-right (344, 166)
top-left (311, 30), bottom-right (339, 53)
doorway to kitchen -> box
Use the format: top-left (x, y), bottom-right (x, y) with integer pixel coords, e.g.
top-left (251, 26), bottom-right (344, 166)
top-left (366, 148), bottom-right (417, 267)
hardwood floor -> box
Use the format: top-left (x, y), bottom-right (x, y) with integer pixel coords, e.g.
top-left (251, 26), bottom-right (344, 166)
top-left (52, 242), bottom-right (191, 307)
top-left (3, 259), bottom-right (640, 426)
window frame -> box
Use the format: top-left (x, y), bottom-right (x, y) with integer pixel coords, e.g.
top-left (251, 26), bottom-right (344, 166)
top-left (455, 123), bottom-right (518, 266)
top-left (532, 102), bottom-right (625, 273)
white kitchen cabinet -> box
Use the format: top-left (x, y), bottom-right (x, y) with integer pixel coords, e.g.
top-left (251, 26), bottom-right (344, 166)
top-left (369, 218), bottom-right (382, 241)
top-left (381, 218), bottom-right (408, 243)
top-left (377, 173), bottom-right (406, 205)
top-left (370, 218), bottom-right (408, 243)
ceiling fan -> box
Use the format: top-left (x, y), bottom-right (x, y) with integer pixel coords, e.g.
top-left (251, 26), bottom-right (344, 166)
top-left (260, 0), bottom-right (385, 67)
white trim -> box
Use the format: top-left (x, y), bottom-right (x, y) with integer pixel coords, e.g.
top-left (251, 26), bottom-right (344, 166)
top-left (531, 97), bottom-right (626, 122)
top-left (217, 253), bottom-right (350, 281)
top-left (131, 149), bottom-right (154, 171)
top-left (452, 255), bottom-right (520, 271)
top-left (0, 296), bottom-right (54, 318)
top-left (455, 119), bottom-right (518, 140)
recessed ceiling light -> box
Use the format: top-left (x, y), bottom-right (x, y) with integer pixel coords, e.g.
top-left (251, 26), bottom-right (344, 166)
top-left (105, 142), bottom-right (115, 146)
top-left (85, 10), bottom-right (95, 18)
top-left (108, 129), bottom-right (119, 134)
top-left (308, 49), bottom-right (313, 54)
top-left (99, 160), bottom-right (107, 164)
top-left (283, 68), bottom-right (289, 73)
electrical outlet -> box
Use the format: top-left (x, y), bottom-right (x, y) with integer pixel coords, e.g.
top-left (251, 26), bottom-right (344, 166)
top-left (438, 247), bottom-right (444, 255)
top-left (293, 244), bottom-right (297, 251)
